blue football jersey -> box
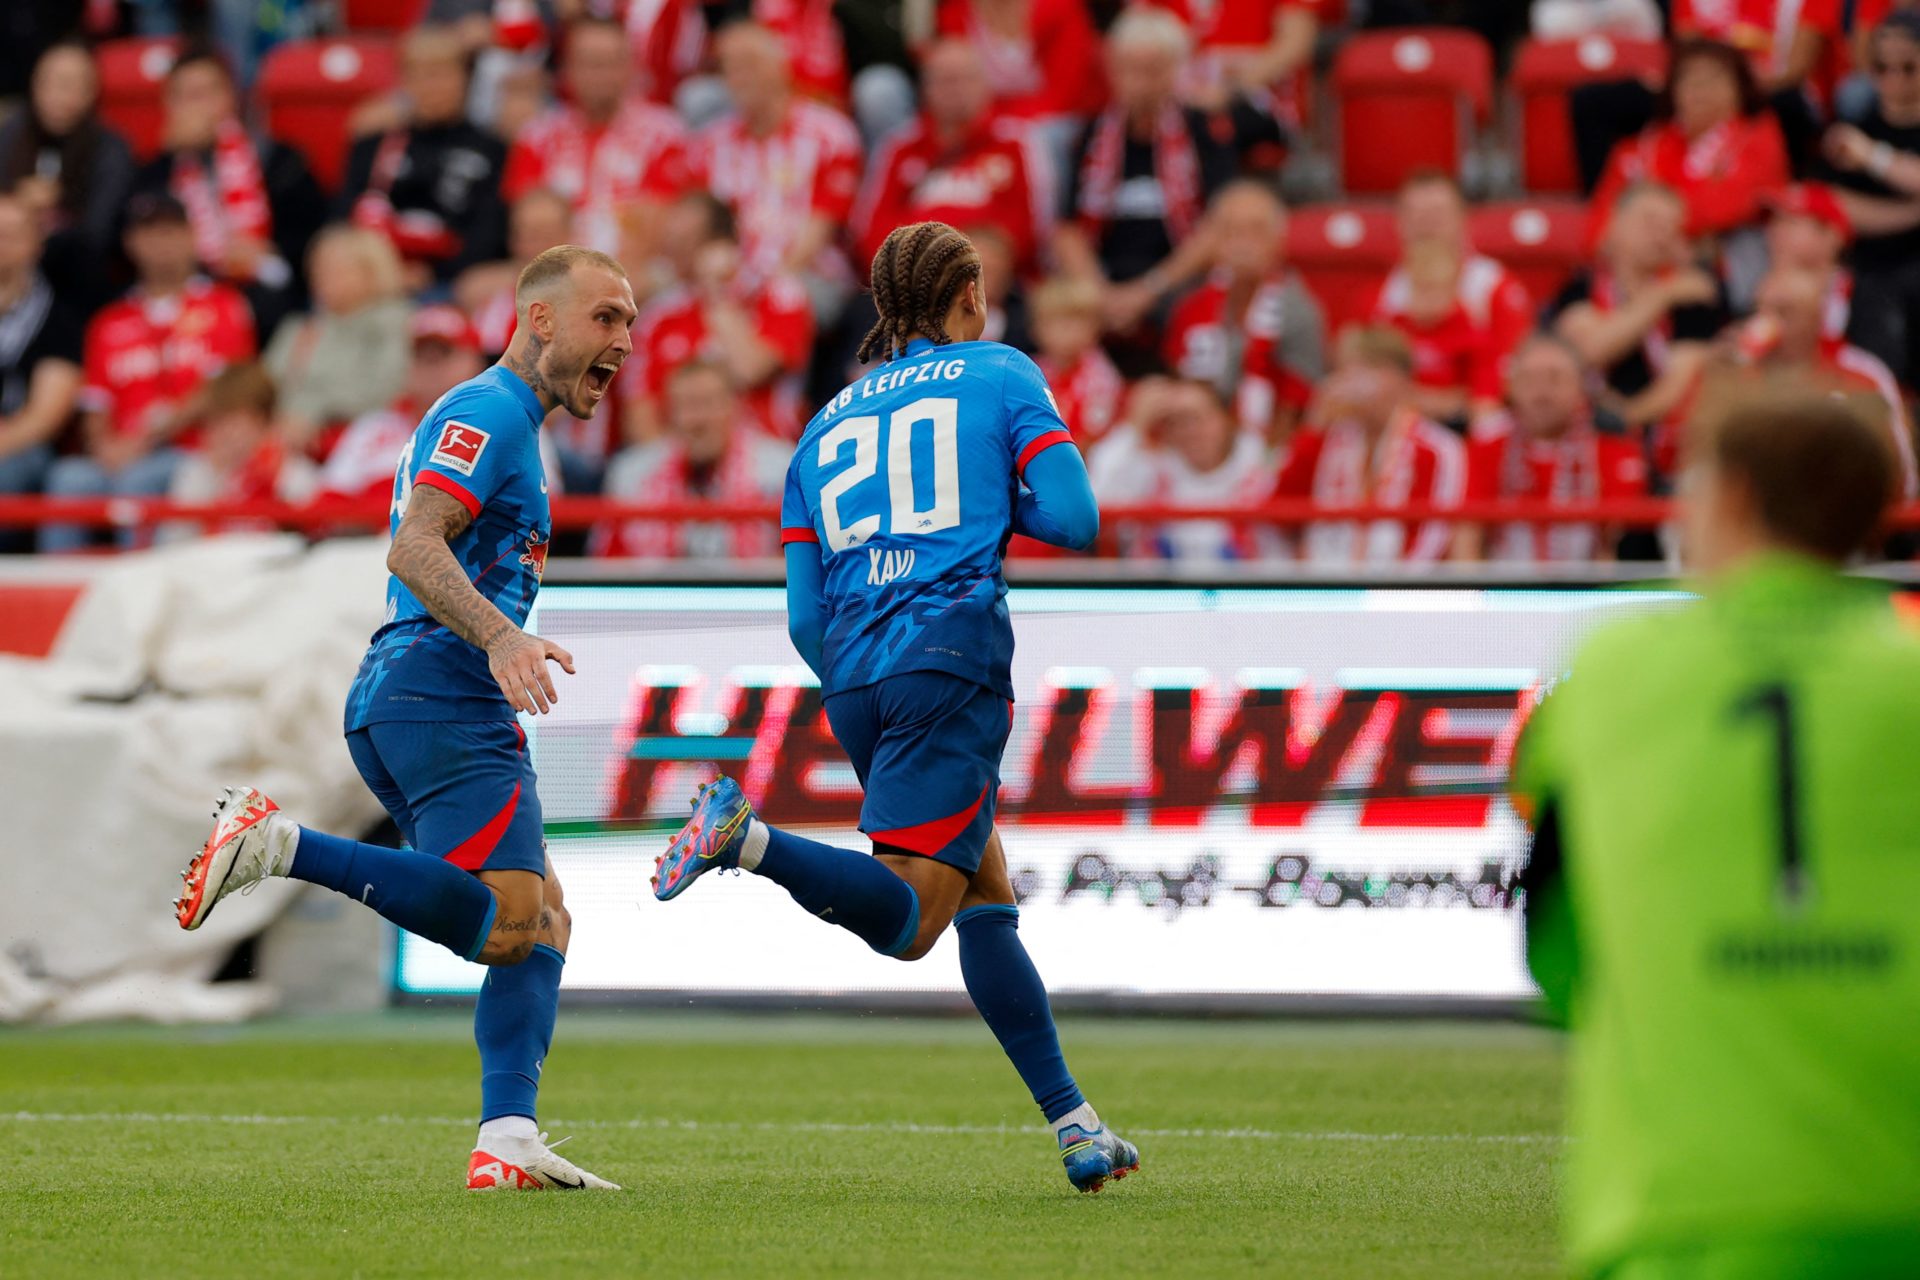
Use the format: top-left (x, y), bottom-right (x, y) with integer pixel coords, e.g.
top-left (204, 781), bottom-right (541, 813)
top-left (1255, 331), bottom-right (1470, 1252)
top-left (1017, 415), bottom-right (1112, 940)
top-left (781, 337), bottom-right (1073, 701)
top-left (345, 365), bottom-right (552, 729)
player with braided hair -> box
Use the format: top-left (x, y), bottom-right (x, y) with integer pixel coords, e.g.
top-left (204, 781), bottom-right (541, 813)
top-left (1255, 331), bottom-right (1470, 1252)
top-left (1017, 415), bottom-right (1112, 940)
top-left (654, 221), bottom-right (1140, 1193)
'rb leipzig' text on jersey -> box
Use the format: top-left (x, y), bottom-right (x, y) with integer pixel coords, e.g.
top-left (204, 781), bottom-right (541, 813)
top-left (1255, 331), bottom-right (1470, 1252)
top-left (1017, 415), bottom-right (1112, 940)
top-left (345, 364), bottom-right (553, 729)
top-left (780, 338), bottom-right (1073, 702)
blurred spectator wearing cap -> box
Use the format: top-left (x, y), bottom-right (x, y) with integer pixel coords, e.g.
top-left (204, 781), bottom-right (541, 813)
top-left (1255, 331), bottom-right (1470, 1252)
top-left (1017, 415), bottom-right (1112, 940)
top-left (1763, 183), bottom-right (1856, 344)
top-left (1373, 172), bottom-right (1534, 419)
top-left (1031, 276), bottom-right (1125, 452)
top-left (1273, 325), bottom-right (1467, 567)
top-left (0, 194), bottom-right (82, 524)
top-left (1138, 0), bottom-right (1317, 131)
top-left (319, 303), bottom-right (486, 500)
top-left (460, 186), bottom-right (574, 355)
top-left (41, 193), bottom-right (255, 553)
top-left (502, 17), bottom-right (691, 265)
top-left (1589, 40), bottom-right (1792, 256)
top-left (1820, 12), bottom-right (1920, 383)
top-left (338, 25), bottom-right (508, 292)
top-left (1550, 181), bottom-right (1728, 431)
top-left (618, 191), bottom-right (814, 445)
top-left (931, 0), bottom-right (1106, 125)
top-left (593, 359), bottom-right (788, 559)
top-left (1163, 181), bottom-right (1325, 446)
top-left (162, 361), bottom-right (317, 542)
top-left (0, 40), bottom-right (136, 310)
top-left (1456, 334), bottom-right (1649, 564)
top-left (135, 43), bottom-right (324, 339)
top-left (1660, 267), bottom-right (1918, 492)
top-left (1057, 8), bottom-right (1278, 348)
top-left (1089, 376), bottom-right (1276, 561)
top-left (261, 224), bottom-right (413, 452)
top-left (688, 21), bottom-right (864, 322)
top-left (851, 39), bottom-right (1055, 277)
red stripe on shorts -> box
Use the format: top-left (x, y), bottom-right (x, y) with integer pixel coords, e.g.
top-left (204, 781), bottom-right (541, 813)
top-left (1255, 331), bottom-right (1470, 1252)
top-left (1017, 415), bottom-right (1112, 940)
top-left (445, 780), bottom-right (521, 871)
top-left (870, 782), bottom-right (989, 857)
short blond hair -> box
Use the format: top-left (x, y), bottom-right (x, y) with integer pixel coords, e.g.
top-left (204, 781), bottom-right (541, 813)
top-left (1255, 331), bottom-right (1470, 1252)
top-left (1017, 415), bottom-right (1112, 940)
top-left (1337, 324), bottom-right (1416, 377)
top-left (312, 223), bottom-right (403, 302)
top-left (514, 244), bottom-right (627, 318)
top-left (1031, 275), bottom-right (1102, 320)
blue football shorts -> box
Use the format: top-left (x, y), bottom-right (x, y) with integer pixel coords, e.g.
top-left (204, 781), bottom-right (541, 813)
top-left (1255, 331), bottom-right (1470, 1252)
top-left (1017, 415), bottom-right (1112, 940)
top-left (346, 720), bottom-right (547, 876)
top-left (823, 671), bottom-right (1012, 875)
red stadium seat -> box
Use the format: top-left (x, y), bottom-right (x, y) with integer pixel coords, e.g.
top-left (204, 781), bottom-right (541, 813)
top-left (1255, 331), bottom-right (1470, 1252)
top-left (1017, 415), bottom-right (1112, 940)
top-left (257, 36), bottom-right (398, 191)
top-left (1466, 199), bottom-right (1591, 304)
top-left (1330, 28), bottom-right (1493, 195)
top-left (1511, 36), bottom-right (1667, 194)
top-left (1286, 202), bottom-right (1399, 337)
top-left (96, 37), bottom-right (183, 161)
top-left (340, 0), bottom-right (427, 32)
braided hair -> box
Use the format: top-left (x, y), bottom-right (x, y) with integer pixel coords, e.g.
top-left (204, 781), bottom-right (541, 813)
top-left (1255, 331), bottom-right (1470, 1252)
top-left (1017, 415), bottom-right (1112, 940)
top-left (855, 221), bottom-right (983, 364)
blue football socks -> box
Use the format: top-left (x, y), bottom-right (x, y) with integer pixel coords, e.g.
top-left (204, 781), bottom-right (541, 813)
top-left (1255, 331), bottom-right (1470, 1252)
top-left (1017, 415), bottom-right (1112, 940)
top-left (956, 905), bottom-right (1086, 1122)
top-left (289, 826), bottom-right (498, 960)
top-left (474, 942), bottom-right (564, 1123)
top-left (751, 824), bottom-right (920, 955)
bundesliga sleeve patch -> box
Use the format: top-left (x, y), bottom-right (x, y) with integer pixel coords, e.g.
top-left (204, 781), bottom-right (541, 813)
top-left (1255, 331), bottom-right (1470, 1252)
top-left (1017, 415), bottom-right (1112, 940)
top-left (429, 421), bottom-right (491, 476)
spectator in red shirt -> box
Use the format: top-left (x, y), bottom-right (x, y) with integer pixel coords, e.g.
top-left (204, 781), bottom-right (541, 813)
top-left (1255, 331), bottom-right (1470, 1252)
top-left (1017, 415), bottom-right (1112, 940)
top-left (688, 21), bottom-right (865, 321)
top-left (163, 361), bottom-right (318, 543)
top-left (620, 192), bottom-right (815, 444)
top-left (1141, 0), bottom-right (1318, 128)
top-left (135, 44), bottom-right (323, 340)
top-left (1057, 8), bottom-right (1278, 350)
top-left (932, 0), bottom-right (1106, 123)
top-left (320, 304), bottom-right (488, 503)
top-left (1457, 335), bottom-right (1650, 564)
top-left (1375, 241), bottom-right (1505, 426)
top-left (502, 17), bottom-right (690, 264)
top-left (1031, 276), bottom-right (1125, 452)
top-left (338, 25), bottom-right (508, 291)
top-left (1589, 40), bottom-right (1793, 248)
top-left (1373, 171), bottom-right (1534, 405)
top-left (1164, 179), bottom-right (1325, 444)
top-left (42, 193), bottom-right (255, 553)
top-left (1274, 326), bottom-right (1468, 567)
top-left (594, 359), bottom-right (789, 560)
top-left (1763, 183), bottom-right (1854, 341)
top-left (852, 39), bottom-right (1055, 274)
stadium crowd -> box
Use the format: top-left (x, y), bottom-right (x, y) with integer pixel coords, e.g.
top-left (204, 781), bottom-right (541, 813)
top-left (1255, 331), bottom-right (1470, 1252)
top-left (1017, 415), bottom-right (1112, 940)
top-left (2, 0), bottom-right (1919, 564)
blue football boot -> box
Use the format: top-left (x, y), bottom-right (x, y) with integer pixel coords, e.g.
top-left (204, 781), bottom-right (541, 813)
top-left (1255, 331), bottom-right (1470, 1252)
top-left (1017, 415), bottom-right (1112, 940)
top-left (1058, 1122), bottom-right (1141, 1193)
top-left (652, 776), bottom-right (754, 902)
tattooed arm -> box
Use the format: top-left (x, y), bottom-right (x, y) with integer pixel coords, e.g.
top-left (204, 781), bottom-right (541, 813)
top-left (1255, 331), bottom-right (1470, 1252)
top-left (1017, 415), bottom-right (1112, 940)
top-left (387, 484), bottom-right (575, 714)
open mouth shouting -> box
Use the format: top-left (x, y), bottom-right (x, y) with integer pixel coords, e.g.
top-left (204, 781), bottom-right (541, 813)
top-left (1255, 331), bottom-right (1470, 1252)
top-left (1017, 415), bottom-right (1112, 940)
top-left (582, 356), bottom-right (621, 405)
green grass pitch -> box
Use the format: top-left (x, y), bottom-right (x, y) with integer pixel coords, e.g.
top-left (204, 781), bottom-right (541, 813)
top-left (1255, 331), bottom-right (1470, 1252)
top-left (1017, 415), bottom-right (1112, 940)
top-left (0, 1012), bottom-right (1565, 1278)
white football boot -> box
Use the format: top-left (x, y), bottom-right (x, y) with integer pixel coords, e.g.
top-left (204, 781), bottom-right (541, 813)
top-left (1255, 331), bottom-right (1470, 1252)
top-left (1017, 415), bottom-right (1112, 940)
top-left (175, 785), bottom-right (297, 930)
top-left (467, 1133), bottom-right (621, 1191)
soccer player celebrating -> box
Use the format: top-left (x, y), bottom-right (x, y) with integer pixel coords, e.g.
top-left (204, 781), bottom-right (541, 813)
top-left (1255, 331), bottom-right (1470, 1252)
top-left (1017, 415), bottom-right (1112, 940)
top-left (652, 221), bottom-right (1141, 1193)
top-left (172, 245), bottom-right (637, 1192)
top-left (1515, 384), bottom-right (1920, 1275)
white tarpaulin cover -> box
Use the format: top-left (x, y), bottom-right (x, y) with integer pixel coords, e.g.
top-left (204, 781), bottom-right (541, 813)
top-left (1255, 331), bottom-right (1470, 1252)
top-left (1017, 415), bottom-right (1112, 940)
top-left (0, 535), bottom-right (390, 1023)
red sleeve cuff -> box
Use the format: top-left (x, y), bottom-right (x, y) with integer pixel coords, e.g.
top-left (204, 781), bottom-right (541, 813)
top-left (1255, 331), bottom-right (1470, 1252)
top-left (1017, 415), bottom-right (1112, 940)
top-left (1016, 430), bottom-right (1074, 477)
top-left (780, 526), bottom-right (820, 545)
top-left (415, 469), bottom-right (482, 518)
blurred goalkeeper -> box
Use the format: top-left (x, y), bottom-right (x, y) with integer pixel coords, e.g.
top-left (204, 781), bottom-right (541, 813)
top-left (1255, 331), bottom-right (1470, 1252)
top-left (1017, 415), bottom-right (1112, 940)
top-left (172, 245), bottom-right (636, 1192)
top-left (1514, 383), bottom-right (1920, 1278)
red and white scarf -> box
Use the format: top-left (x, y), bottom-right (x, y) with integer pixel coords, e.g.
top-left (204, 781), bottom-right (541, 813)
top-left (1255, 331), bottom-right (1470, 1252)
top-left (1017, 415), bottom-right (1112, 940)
top-left (349, 131), bottom-right (463, 262)
top-left (1493, 413), bottom-right (1602, 563)
top-left (172, 120), bottom-right (273, 270)
top-left (1076, 103), bottom-right (1202, 242)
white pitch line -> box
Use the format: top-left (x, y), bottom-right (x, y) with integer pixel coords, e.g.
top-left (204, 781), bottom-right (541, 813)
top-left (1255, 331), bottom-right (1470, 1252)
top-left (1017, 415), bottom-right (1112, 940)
top-left (0, 1111), bottom-right (1563, 1145)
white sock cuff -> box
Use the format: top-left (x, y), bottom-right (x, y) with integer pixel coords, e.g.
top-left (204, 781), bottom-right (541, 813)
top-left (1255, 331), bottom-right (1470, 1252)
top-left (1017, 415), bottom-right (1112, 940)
top-left (1052, 1102), bottom-right (1100, 1137)
top-left (478, 1115), bottom-right (539, 1143)
top-left (738, 818), bottom-right (771, 872)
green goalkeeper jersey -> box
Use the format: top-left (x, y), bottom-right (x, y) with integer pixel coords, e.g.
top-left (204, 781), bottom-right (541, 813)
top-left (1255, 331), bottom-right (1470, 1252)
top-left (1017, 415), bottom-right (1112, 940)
top-left (1515, 554), bottom-right (1920, 1279)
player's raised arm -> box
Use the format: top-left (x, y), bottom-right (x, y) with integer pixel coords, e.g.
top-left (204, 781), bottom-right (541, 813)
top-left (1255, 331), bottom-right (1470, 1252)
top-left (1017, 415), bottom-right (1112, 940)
top-left (388, 484), bottom-right (575, 714)
top-left (1003, 352), bottom-right (1099, 550)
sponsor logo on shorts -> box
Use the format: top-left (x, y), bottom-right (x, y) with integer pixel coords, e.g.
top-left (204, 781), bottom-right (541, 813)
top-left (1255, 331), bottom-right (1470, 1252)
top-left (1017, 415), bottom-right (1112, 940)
top-left (429, 421), bottom-right (490, 475)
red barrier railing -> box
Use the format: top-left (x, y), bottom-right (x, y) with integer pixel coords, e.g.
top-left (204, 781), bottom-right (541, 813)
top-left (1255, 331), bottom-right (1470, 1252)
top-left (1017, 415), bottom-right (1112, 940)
top-left (1, 494), bottom-right (1918, 534)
